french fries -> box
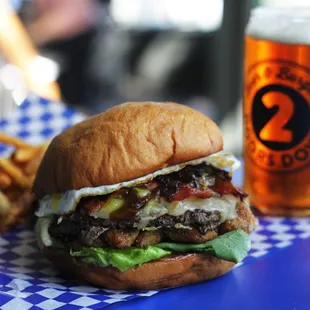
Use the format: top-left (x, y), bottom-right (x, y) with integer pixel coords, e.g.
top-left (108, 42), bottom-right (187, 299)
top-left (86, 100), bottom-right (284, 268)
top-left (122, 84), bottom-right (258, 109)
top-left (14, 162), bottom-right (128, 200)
top-left (0, 132), bottom-right (48, 233)
top-left (0, 172), bottom-right (12, 189)
top-left (0, 158), bottom-right (31, 188)
top-left (0, 132), bottom-right (34, 149)
top-left (0, 191), bottom-right (10, 217)
top-left (13, 147), bottom-right (41, 164)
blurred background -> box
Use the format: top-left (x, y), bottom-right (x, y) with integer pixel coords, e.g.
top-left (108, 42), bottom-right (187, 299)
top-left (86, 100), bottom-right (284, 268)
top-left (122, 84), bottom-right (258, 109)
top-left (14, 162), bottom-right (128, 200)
top-left (0, 0), bottom-right (309, 156)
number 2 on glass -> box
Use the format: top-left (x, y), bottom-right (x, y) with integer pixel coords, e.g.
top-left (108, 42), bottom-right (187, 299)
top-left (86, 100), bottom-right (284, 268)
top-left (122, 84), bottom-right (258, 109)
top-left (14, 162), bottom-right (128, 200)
top-left (259, 91), bottom-right (294, 143)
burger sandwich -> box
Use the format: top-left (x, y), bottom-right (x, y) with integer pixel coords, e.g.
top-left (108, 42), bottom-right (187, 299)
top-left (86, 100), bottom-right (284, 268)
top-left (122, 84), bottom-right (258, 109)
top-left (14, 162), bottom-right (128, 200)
top-left (34, 102), bottom-right (257, 290)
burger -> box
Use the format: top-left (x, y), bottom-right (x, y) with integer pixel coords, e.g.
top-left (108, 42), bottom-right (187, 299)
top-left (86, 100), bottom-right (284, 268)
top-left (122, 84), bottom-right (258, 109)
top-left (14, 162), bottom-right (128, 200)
top-left (34, 102), bottom-right (257, 290)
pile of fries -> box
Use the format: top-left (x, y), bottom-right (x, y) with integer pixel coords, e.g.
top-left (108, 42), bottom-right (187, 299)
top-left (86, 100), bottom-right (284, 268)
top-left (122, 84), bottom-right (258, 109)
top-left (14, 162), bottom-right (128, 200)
top-left (0, 133), bottom-right (48, 233)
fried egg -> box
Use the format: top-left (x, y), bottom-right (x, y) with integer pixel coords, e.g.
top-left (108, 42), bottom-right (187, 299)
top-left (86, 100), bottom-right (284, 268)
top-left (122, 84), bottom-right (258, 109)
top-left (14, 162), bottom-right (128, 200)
top-left (36, 151), bottom-right (241, 218)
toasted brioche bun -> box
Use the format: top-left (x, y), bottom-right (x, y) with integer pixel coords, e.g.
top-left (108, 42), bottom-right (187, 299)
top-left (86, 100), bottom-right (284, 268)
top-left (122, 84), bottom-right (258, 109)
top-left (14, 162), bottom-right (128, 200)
top-left (43, 247), bottom-right (234, 291)
top-left (33, 102), bottom-right (222, 199)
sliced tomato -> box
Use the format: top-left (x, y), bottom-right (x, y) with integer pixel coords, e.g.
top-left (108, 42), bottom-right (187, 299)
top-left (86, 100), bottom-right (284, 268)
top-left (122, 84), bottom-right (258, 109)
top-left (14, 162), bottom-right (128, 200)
top-left (170, 185), bottom-right (214, 201)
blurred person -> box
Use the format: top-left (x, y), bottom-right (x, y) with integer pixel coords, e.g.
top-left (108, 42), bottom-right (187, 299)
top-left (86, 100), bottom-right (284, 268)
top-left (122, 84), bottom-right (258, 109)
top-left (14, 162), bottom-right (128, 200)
top-left (0, 0), bottom-right (60, 115)
top-left (26, 0), bottom-right (101, 46)
top-left (24, 0), bottom-right (118, 108)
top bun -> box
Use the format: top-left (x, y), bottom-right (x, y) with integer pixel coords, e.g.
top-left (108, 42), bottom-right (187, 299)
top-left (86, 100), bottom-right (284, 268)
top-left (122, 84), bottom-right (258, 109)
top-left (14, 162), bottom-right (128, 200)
top-left (33, 102), bottom-right (223, 199)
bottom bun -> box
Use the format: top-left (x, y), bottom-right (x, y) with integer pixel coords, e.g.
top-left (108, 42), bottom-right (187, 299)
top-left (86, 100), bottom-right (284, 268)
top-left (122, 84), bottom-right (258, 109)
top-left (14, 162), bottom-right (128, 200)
top-left (43, 248), bottom-right (235, 291)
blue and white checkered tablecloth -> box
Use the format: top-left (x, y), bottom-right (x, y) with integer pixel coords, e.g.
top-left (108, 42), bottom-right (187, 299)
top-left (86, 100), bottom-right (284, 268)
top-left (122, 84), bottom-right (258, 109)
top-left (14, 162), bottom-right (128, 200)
top-left (0, 96), bottom-right (310, 310)
top-left (0, 95), bottom-right (84, 156)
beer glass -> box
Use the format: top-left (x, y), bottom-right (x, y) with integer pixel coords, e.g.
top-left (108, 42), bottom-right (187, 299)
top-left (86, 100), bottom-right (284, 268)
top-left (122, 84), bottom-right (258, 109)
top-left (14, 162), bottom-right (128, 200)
top-left (243, 7), bottom-right (310, 216)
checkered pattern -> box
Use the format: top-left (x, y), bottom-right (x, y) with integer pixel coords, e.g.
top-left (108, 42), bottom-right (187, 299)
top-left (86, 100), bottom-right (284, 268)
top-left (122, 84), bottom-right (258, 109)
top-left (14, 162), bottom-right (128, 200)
top-left (0, 227), bottom-right (158, 309)
top-left (0, 95), bottom-right (85, 156)
top-left (244, 217), bottom-right (310, 264)
top-left (0, 96), bottom-right (310, 309)
top-left (1, 218), bottom-right (310, 309)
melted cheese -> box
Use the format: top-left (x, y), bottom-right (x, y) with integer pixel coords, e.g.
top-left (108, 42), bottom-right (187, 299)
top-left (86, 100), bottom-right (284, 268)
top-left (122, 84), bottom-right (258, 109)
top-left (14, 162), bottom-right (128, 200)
top-left (36, 151), bottom-right (240, 218)
top-left (135, 194), bottom-right (238, 229)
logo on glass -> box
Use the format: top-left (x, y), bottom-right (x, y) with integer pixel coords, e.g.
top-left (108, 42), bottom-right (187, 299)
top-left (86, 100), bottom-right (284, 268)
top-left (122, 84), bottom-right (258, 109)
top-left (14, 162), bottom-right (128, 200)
top-left (244, 61), bottom-right (310, 172)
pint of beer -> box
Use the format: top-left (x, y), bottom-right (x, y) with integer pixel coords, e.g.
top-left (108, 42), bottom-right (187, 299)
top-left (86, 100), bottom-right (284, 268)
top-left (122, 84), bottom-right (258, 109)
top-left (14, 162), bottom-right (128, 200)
top-left (243, 7), bottom-right (310, 216)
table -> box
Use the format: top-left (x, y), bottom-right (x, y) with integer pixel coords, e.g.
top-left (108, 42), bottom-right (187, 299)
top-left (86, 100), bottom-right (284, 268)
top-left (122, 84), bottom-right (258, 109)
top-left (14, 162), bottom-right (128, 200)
top-left (108, 238), bottom-right (310, 310)
top-left (0, 96), bottom-right (309, 310)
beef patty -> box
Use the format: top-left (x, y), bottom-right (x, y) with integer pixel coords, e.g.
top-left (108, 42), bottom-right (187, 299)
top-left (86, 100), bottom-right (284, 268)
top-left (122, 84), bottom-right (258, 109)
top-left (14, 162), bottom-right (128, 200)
top-left (48, 209), bottom-right (222, 248)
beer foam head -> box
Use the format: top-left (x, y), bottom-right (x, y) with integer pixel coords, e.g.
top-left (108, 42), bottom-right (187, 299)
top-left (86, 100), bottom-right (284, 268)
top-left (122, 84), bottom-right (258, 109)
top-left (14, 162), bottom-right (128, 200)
top-left (247, 7), bottom-right (310, 45)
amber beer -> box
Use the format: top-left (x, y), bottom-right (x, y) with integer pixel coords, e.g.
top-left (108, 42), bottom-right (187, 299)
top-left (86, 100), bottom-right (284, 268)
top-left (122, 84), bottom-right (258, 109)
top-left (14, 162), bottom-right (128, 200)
top-left (243, 7), bottom-right (310, 215)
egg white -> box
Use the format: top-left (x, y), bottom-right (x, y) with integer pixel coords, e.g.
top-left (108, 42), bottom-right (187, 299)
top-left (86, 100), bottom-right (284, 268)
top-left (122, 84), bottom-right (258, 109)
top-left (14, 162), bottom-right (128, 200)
top-left (36, 151), bottom-right (241, 218)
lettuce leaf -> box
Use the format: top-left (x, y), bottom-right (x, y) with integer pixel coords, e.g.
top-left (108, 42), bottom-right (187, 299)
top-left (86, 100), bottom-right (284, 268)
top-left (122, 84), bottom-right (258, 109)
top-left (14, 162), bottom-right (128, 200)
top-left (70, 245), bottom-right (171, 272)
top-left (70, 230), bottom-right (250, 271)
top-left (157, 230), bottom-right (251, 263)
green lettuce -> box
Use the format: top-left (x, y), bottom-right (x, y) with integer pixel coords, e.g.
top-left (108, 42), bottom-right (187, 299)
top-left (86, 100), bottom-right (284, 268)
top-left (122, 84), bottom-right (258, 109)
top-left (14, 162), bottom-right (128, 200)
top-left (70, 230), bottom-right (250, 271)
top-left (157, 230), bottom-right (251, 263)
top-left (70, 245), bottom-right (171, 272)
